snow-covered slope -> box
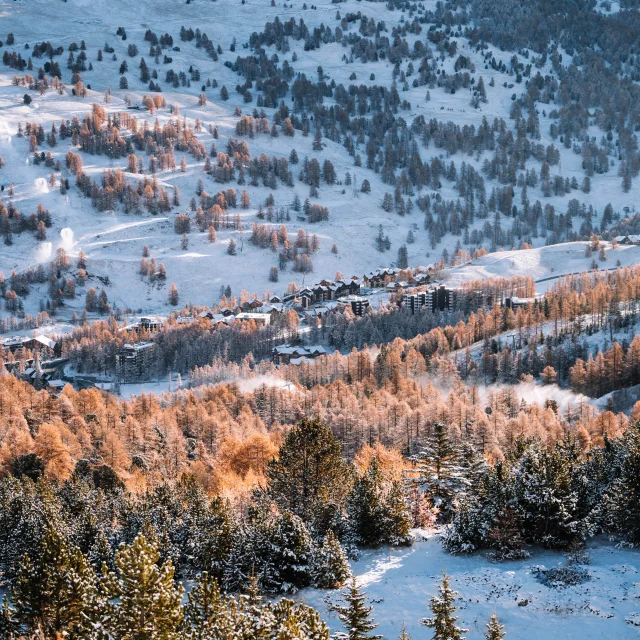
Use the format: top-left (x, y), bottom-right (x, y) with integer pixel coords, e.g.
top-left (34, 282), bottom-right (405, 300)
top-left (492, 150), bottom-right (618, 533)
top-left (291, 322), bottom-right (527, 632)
top-left (1, 0), bottom-right (639, 318)
top-left (445, 241), bottom-right (640, 292)
top-left (300, 534), bottom-right (640, 639)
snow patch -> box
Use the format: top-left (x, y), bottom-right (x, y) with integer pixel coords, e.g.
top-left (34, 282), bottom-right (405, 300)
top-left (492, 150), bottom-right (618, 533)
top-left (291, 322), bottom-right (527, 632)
top-left (34, 177), bottom-right (49, 193)
top-left (60, 228), bottom-right (75, 252)
top-left (36, 242), bottom-right (53, 263)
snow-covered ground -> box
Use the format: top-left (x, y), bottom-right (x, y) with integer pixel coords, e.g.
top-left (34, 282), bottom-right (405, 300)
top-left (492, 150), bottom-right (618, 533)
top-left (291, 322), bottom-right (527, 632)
top-left (444, 242), bottom-right (640, 293)
top-left (299, 534), bottom-right (640, 639)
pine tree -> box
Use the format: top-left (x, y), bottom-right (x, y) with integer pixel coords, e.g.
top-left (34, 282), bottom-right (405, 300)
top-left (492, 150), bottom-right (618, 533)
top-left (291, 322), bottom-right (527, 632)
top-left (422, 573), bottom-right (467, 640)
top-left (12, 527), bottom-right (99, 637)
top-left (383, 478), bottom-right (412, 546)
top-left (271, 510), bottom-right (315, 590)
top-left (169, 283), bottom-right (179, 306)
top-left (312, 531), bottom-right (351, 589)
top-left (183, 572), bottom-right (234, 640)
top-left (397, 245), bottom-right (408, 269)
top-left (398, 623), bottom-right (411, 640)
top-left (411, 423), bottom-right (466, 522)
top-left (348, 458), bottom-right (386, 546)
top-left (266, 418), bottom-right (352, 528)
top-left (102, 534), bottom-right (184, 640)
top-left (485, 614), bottom-right (506, 639)
top-left (603, 421), bottom-right (640, 542)
top-left (0, 595), bottom-right (17, 639)
top-left (332, 577), bottom-right (382, 640)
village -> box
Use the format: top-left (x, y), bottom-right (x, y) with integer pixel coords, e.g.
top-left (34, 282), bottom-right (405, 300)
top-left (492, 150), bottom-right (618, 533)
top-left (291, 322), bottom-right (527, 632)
top-left (0, 262), bottom-right (530, 390)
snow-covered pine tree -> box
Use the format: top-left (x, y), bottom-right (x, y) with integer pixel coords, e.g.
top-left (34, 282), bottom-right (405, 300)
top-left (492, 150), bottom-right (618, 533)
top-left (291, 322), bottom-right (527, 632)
top-left (513, 438), bottom-right (588, 549)
top-left (383, 477), bottom-right (413, 546)
top-left (332, 577), bottom-right (382, 640)
top-left (411, 423), bottom-right (467, 522)
top-left (12, 526), bottom-right (99, 638)
top-left (102, 534), bottom-right (184, 639)
top-left (0, 596), bottom-right (17, 638)
top-left (312, 530), bottom-right (351, 589)
top-left (272, 597), bottom-right (331, 640)
top-left (485, 614), bottom-right (506, 639)
top-left (459, 442), bottom-right (489, 494)
top-left (487, 504), bottom-right (529, 561)
top-left (422, 572), bottom-right (467, 640)
top-left (270, 510), bottom-right (315, 591)
top-left (347, 458), bottom-right (386, 546)
top-left (602, 421), bottom-right (640, 542)
top-left (183, 571), bottom-right (235, 640)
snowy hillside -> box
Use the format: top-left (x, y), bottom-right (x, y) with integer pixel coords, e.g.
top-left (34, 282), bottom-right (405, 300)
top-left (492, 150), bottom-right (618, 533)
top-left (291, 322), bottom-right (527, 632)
top-left (300, 534), bottom-right (640, 640)
top-left (1, 0), bottom-right (640, 318)
top-left (444, 241), bottom-right (640, 292)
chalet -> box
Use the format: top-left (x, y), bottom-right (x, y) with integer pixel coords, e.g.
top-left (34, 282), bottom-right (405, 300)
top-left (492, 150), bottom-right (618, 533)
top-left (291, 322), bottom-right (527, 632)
top-left (272, 344), bottom-right (327, 366)
top-left (334, 278), bottom-right (361, 298)
top-left (337, 295), bottom-right (370, 316)
top-left (269, 295), bottom-right (282, 303)
top-left (260, 303), bottom-right (285, 321)
top-left (241, 299), bottom-right (265, 312)
top-left (115, 342), bottom-right (156, 383)
top-left (234, 312), bottom-right (271, 327)
top-left (363, 268), bottom-right (397, 288)
top-left (412, 272), bottom-right (431, 285)
top-left (504, 296), bottom-right (538, 310)
top-left (0, 334), bottom-right (59, 357)
top-left (311, 281), bottom-right (337, 303)
top-left (210, 314), bottom-right (236, 327)
top-left (614, 234), bottom-right (640, 245)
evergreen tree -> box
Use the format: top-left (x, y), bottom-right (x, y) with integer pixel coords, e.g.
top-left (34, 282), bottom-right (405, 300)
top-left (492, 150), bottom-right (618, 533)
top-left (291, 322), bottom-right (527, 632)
top-left (312, 530), bottom-right (351, 589)
top-left (102, 534), bottom-right (184, 640)
top-left (411, 423), bottom-right (466, 522)
top-left (183, 572), bottom-right (234, 640)
top-left (12, 527), bottom-right (99, 638)
top-left (422, 573), bottom-right (467, 640)
top-left (271, 510), bottom-right (315, 590)
top-left (0, 595), bottom-right (17, 639)
top-left (383, 478), bottom-right (412, 546)
top-left (332, 577), bottom-right (382, 640)
top-left (485, 614), bottom-right (506, 640)
top-left (397, 245), bottom-right (408, 269)
top-left (348, 458), bottom-right (386, 546)
top-left (266, 418), bottom-right (352, 529)
top-left (603, 421), bottom-right (640, 542)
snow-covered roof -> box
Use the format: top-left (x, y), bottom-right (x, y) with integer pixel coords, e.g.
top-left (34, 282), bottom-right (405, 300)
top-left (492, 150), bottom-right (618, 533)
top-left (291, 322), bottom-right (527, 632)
top-left (339, 295), bottom-right (370, 303)
top-left (235, 312), bottom-right (271, 321)
top-left (35, 336), bottom-right (57, 349)
top-left (122, 342), bottom-right (155, 351)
